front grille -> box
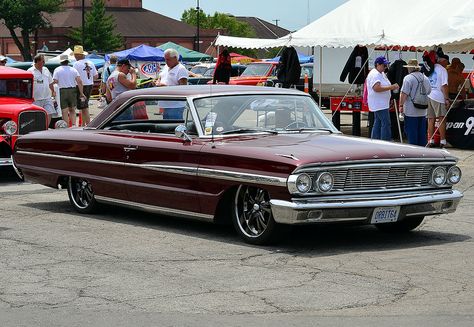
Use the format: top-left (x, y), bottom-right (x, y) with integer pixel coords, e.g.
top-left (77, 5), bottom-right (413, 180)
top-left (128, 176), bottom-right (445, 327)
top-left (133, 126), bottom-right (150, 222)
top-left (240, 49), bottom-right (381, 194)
top-left (307, 164), bottom-right (440, 194)
top-left (18, 111), bottom-right (46, 135)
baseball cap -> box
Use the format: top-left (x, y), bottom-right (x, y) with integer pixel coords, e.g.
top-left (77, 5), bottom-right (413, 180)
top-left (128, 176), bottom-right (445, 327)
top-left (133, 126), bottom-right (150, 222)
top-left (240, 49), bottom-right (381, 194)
top-left (374, 56), bottom-right (390, 66)
top-left (117, 58), bottom-right (131, 66)
top-left (438, 53), bottom-right (450, 64)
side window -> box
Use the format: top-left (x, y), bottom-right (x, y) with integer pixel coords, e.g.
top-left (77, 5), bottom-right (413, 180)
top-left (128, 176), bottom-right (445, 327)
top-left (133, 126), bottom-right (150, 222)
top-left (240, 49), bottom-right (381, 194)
top-left (107, 99), bottom-right (189, 134)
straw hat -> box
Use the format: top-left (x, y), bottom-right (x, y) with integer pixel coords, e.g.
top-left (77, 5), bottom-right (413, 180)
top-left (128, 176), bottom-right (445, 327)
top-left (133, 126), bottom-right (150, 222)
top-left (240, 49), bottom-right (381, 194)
top-left (73, 45), bottom-right (88, 56)
top-left (403, 59), bottom-right (421, 70)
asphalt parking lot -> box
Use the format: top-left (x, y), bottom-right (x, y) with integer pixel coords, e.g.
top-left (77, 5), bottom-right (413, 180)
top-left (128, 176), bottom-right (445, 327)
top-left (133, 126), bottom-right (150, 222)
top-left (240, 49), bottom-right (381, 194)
top-left (0, 144), bottom-right (473, 326)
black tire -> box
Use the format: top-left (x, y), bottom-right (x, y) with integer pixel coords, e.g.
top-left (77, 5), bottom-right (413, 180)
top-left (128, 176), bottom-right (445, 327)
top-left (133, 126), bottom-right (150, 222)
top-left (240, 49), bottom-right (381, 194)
top-left (67, 176), bottom-right (98, 214)
top-left (232, 185), bottom-right (284, 245)
top-left (375, 216), bottom-right (425, 233)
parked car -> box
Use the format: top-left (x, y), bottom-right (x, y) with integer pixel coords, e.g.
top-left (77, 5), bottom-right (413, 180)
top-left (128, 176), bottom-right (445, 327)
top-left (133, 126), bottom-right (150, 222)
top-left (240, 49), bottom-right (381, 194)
top-left (1, 66), bottom-right (48, 167)
top-left (13, 85), bottom-right (463, 244)
top-left (264, 63), bottom-right (318, 99)
top-left (188, 64), bottom-right (247, 85)
top-left (228, 62), bottom-right (278, 86)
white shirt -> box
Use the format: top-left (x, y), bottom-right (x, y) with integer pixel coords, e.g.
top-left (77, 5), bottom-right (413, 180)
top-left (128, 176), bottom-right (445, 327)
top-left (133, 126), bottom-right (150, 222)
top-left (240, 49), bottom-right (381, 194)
top-left (53, 65), bottom-right (80, 89)
top-left (28, 65), bottom-right (53, 100)
top-left (73, 59), bottom-right (97, 86)
top-left (428, 63), bottom-right (448, 104)
top-left (159, 63), bottom-right (188, 86)
top-left (366, 68), bottom-right (392, 112)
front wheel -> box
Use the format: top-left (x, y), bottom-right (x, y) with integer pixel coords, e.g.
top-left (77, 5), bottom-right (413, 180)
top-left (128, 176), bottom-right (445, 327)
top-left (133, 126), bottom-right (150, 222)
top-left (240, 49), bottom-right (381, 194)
top-left (375, 216), bottom-right (425, 233)
top-left (67, 177), bottom-right (98, 214)
top-left (232, 185), bottom-right (283, 245)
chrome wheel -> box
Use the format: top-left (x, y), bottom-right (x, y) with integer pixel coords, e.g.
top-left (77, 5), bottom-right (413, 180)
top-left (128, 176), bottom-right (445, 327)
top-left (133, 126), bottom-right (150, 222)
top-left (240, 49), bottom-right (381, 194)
top-left (67, 177), bottom-right (97, 213)
top-left (233, 185), bottom-right (281, 244)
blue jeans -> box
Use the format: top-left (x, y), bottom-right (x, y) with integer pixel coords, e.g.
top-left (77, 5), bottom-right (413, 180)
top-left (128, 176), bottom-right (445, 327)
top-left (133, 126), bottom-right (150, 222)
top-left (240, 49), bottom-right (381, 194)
top-left (163, 107), bottom-right (184, 120)
top-left (371, 109), bottom-right (391, 141)
top-left (404, 116), bottom-right (427, 146)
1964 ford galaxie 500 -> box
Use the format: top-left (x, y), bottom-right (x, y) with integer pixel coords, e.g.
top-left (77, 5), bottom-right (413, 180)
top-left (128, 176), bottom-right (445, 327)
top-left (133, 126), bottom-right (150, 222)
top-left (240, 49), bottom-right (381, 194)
top-left (13, 85), bottom-right (463, 244)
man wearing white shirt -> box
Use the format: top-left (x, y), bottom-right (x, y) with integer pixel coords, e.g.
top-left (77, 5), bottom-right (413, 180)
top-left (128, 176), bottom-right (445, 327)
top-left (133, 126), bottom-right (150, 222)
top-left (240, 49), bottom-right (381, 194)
top-left (427, 54), bottom-right (450, 148)
top-left (155, 48), bottom-right (188, 119)
top-left (53, 54), bottom-right (85, 126)
top-left (28, 54), bottom-right (56, 126)
top-left (73, 45), bottom-right (97, 126)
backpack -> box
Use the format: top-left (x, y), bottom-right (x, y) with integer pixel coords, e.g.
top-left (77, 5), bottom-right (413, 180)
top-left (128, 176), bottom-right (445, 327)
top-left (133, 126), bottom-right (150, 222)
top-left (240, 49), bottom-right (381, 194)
top-left (409, 73), bottom-right (429, 109)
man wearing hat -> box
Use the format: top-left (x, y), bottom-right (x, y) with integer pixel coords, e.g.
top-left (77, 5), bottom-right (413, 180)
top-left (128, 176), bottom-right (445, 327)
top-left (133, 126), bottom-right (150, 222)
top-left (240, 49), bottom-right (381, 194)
top-left (73, 45), bottom-right (97, 126)
top-left (427, 53), bottom-right (450, 148)
top-left (52, 54), bottom-right (86, 126)
top-left (0, 55), bottom-right (7, 66)
top-left (366, 56), bottom-right (399, 141)
top-left (399, 59), bottom-right (432, 146)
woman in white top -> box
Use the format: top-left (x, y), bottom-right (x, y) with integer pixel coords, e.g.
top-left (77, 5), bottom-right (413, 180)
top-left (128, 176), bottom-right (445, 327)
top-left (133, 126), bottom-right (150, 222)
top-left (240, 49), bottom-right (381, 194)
top-left (366, 56), bottom-right (399, 141)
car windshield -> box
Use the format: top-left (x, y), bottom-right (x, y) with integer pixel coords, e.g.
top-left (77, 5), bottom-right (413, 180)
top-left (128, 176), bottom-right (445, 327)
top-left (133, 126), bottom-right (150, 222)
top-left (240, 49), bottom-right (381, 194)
top-left (193, 94), bottom-right (337, 136)
top-left (190, 66), bottom-right (209, 76)
top-left (203, 68), bottom-right (215, 77)
top-left (0, 78), bottom-right (33, 99)
top-left (240, 63), bottom-right (272, 77)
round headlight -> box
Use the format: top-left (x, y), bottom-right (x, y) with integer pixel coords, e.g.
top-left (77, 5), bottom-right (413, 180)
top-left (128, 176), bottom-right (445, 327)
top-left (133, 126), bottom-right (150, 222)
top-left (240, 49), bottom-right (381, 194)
top-left (317, 172), bottom-right (334, 192)
top-left (54, 120), bottom-right (68, 129)
top-left (432, 166), bottom-right (447, 186)
top-left (2, 120), bottom-right (17, 136)
top-left (447, 166), bottom-right (462, 184)
top-left (295, 173), bottom-right (312, 193)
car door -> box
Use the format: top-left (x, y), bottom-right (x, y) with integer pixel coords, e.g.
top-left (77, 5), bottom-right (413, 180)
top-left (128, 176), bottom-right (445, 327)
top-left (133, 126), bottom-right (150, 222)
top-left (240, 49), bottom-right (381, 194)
top-left (108, 98), bottom-right (205, 215)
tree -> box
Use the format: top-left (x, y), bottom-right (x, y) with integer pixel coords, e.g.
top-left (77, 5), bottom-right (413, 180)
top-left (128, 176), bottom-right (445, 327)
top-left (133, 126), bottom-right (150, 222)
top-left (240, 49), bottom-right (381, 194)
top-left (181, 9), bottom-right (258, 57)
top-left (0, 0), bottom-right (64, 61)
top-left (69, 0), bottom-right (122, 52)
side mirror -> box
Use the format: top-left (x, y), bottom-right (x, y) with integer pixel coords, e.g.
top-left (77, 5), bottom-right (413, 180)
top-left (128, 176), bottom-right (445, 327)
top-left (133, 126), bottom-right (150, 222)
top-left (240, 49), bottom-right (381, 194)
top-left (54, 120), bottom-right (68, 129)
top-left (174, 124), bottom-right (192, 142)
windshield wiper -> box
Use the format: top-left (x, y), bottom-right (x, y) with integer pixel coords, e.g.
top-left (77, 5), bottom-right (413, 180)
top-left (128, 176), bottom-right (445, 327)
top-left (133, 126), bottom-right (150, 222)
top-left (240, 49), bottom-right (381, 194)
top-left (285, 127), bottom-right (334, 133)
top-left (220, 128), bottom-right (278, 135)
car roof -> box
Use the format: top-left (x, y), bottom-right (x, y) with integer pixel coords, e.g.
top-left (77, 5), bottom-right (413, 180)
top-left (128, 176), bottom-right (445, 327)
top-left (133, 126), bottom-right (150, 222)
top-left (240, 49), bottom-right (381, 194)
top-left (121, 85), bottom-right (307, 98)
top-left (0, 66), bottom-right (34, 78)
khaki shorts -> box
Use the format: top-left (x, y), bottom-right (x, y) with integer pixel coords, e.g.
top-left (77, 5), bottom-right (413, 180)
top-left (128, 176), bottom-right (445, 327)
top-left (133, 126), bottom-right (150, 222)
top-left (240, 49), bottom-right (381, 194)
top-left (427, 98), bottom-right (447, 118)
top-left (60, 87), bottom-right (77, 109)
top-left (77, 84), bottom-right (93, 110)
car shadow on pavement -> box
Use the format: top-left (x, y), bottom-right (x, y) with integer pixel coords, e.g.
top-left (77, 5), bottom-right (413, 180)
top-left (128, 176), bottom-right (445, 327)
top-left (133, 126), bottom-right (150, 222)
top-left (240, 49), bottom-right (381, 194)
top-left (21, 200), bottom-right (470, 255)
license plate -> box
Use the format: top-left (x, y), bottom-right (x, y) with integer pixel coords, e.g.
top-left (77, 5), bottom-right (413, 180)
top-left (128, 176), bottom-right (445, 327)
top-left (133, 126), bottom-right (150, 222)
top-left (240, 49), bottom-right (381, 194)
top-left (371, 206), bottom-right (400, 224)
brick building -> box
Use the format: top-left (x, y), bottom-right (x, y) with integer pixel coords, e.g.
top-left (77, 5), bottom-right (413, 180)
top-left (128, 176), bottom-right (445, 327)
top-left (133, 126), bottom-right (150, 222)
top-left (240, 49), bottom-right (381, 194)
top-left (0, 0), bottom-right (218, 60)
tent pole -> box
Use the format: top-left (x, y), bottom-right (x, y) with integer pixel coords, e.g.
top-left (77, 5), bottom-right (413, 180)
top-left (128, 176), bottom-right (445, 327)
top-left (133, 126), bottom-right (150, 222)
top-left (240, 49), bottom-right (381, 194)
top-left (319, 46), bottom-right (323, 108)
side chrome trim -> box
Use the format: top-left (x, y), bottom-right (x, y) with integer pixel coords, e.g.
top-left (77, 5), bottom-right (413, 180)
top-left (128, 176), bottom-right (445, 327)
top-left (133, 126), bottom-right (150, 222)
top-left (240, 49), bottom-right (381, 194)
top-left (16, 150), bottom-right (287, 186)
top-left (0, 157), bottom-right (13, 166)
top-left (197, 168), bottom-right (287, 187)
top-left (94, 195), bottom-right (214, 222)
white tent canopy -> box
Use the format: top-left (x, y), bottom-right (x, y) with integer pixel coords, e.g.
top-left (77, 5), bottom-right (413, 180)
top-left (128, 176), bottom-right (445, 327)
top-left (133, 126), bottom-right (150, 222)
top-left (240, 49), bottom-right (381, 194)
top-left (216, 0), bottom-right (474, 51)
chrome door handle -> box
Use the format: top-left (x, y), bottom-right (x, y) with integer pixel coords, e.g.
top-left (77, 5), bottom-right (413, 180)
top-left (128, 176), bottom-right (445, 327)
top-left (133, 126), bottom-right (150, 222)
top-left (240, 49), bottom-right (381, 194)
top-left (123, 146), bottom-right (138, 152)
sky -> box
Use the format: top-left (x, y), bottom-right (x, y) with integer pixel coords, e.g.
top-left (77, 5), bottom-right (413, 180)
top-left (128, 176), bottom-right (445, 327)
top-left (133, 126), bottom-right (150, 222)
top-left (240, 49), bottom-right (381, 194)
top-left (142, 0), bottom-right (350, 32)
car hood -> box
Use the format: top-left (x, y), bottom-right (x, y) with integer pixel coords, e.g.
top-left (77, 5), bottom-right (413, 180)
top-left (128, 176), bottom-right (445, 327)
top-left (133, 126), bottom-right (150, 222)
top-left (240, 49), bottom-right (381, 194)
top-left (211, 132), bottom-right (451, 166)
top-left (0, 98), bottom-right (36, 115)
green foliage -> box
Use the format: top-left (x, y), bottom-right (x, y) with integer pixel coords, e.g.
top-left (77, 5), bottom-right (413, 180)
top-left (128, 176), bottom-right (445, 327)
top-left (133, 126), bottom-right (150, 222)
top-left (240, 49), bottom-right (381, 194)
top-left (69, 0), bottom-right (123, 52)
top-left (181, 8), bottom-right (258, 57)
top-left (0, 0), bottom-right (64, 60)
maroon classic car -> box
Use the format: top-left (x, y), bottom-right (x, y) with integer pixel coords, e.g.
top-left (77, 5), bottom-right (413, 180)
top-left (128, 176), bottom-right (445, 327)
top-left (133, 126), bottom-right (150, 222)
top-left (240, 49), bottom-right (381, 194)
top-left (13, 85), bottom-right (463, 244)
top-left (0, 66), bottom-right (48, 167)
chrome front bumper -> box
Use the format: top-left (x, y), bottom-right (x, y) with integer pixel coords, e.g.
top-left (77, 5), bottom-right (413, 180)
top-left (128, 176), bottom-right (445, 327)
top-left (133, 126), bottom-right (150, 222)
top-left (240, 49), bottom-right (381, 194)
top-left (270, 189), bottom-right (463, 225)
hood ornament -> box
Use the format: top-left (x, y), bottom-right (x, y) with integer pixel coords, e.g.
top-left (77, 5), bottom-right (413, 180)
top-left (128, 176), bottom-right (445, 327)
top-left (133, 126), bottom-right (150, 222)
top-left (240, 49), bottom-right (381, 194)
top-left (275, 153), bottom-right (299, 160)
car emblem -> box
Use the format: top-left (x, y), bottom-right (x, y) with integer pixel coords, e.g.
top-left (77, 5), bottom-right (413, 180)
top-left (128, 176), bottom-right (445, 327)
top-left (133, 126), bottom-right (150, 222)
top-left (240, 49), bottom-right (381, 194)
top-left (20, 119), bottom-right (34, 129)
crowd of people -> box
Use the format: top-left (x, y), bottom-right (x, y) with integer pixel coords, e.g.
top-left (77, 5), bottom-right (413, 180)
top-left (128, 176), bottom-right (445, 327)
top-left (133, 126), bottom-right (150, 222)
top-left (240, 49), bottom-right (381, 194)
top-left (366, 51), bottom-right (467, 148)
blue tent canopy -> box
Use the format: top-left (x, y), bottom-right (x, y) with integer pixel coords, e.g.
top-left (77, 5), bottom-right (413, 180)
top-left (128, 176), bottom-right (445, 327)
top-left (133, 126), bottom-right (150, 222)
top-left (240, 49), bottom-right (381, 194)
top-left (106, 44), bottom-right (166, 62)
top-left (267, 52), bottom-right (313, 64)
top-left (86, 53), bottom-right (105, 69)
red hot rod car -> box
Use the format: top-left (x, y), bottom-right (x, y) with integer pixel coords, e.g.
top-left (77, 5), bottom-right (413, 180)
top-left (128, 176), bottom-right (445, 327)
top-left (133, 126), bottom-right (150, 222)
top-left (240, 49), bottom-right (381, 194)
top-left (1, 66), bottom-right (47, 167)
top-left (13, 85), bottom-right (463, 244)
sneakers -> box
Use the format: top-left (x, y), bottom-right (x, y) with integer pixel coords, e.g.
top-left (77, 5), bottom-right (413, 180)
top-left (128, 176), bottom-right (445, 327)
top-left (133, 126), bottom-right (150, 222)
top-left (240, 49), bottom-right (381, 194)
top-left (427, 143), bottom-right (436, 148)
top-left (439, 143), bottom-right (446, 149)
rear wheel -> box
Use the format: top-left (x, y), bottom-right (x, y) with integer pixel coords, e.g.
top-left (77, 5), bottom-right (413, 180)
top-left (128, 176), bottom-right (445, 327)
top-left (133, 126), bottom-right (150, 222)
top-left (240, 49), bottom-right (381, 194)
top-left (375, 216), bottom-right (425, 233)
top-left (67, 177), bottom-right (98, 214)
top-left (232, 185), bottom-right (284, 245)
